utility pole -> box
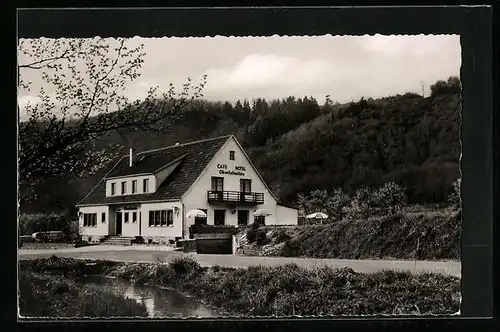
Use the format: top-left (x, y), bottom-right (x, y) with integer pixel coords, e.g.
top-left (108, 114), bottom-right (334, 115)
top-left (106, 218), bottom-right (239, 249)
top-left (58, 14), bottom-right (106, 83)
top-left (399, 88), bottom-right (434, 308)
top-left (420, 81), bottom-right (427, 98)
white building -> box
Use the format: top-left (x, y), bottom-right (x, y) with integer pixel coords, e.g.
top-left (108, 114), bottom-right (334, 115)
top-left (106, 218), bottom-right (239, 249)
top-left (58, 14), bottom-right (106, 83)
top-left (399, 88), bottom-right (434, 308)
top-left (76, 135), bottom-right (298, 244)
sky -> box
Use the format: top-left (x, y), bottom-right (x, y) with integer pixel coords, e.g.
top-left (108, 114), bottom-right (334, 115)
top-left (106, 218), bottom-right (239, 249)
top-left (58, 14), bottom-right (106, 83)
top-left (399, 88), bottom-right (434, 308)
top-left (18, 34), bottom-right (461, 115)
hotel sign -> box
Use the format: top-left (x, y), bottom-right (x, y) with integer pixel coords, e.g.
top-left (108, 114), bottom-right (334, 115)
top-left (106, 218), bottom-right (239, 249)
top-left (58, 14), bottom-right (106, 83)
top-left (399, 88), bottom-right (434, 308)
top-left (217, 164), bottom-right (246, 176)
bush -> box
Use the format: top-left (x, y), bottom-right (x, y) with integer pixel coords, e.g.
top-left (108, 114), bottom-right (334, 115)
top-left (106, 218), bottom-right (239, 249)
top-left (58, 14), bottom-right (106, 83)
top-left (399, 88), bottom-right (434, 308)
top-left (328, 188), bottom-right (351, 221)
top-left (281, 240), bottom-right (303, 257)
top-left (255, 229), bottom-right (269, 245)
top-left (372, 181), bottom-right (407, 214)
top-left (249, 222), bottom-right (261, 231)
top-left (132, 236), bottom-right (145, 244)
top-left (19, 213), bottom-right (79, 242)
top-left (342, 187), bottom-right (373, 220)
top-left (447, 179), bottom-right (461, 209)
top-left (430, 76), bottom-right (461, 97)
top-left (169, 256), bottom-right (202, 275)
top-left (246, 223), bottom-right (262, 243)
top-left (298, 188), bottom-right (351, 223)
top-left (275, 229), bottom-right (291, 243)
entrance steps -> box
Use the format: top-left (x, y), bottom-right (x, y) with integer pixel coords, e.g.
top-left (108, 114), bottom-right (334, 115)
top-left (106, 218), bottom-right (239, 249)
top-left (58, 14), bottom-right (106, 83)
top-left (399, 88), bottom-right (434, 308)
top-left (101, 236), bottom-right (134, 246)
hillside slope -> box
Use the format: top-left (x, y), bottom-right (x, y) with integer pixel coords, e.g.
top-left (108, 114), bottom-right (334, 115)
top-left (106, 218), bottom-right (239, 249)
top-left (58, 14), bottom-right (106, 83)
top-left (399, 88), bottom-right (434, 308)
top-left (238, 208), bottom-right (461, 261)
top-left (251, 92), bottom-right (460, 205)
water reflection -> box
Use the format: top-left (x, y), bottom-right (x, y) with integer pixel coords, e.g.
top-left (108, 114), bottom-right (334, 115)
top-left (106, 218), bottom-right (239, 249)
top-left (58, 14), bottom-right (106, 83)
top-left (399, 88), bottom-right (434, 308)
top-left (79, 276), bottom-right (219, 318)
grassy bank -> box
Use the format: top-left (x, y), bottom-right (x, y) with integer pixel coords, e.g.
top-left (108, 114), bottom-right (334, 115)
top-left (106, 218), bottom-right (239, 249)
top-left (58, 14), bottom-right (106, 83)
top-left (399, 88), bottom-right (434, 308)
top-left (20, 256), bottom-right (461, 316)
top-left (18, 270), bottom-right (148, 318)
top-left (239, 209), bottom-right (461, 260)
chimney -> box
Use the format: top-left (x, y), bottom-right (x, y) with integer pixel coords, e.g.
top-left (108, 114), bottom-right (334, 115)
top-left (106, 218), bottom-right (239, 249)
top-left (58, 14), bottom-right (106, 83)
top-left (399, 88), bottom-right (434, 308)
top-left (129, 147), bottom-right (134, 167)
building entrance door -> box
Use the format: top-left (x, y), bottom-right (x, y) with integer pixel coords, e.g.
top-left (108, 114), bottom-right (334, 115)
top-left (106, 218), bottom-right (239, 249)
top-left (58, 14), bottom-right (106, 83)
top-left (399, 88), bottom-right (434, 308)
top-left (115, 211), bottom-right (122, 235)
top-left (214, 209), bottom-right (226, 226)
top-left (238, 210), bottom-right (249, 226)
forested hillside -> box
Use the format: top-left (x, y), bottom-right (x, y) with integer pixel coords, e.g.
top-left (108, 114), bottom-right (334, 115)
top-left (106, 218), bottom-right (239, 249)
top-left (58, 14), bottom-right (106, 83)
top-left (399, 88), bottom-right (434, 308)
top-left (21, 77), bottom-right (461, 214)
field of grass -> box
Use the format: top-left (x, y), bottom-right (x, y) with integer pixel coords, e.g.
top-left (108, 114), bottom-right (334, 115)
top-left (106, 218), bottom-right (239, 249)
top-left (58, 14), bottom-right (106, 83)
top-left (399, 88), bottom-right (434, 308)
top-left (18, 270), bottom-right (148, 318)
top-left (239, 208), bottom-right (461, 261)
top-left (20, 256), bottom-right (461, 317)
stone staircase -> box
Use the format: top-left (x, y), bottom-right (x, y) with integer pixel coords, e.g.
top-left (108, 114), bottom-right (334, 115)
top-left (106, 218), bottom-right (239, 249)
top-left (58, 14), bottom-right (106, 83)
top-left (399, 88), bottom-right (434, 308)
top-left (100, 236), bottom-right (134, 246)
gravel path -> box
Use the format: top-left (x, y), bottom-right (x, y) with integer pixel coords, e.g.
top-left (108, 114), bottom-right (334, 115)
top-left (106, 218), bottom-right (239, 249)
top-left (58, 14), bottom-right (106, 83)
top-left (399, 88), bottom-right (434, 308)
top-left (18, 248), bottom-right (461, 277)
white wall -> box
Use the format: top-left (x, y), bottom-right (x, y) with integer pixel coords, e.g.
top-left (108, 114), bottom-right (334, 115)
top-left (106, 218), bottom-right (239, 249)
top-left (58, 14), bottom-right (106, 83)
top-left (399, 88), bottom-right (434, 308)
top-left (78, 205), bottom-right (109, 237)
top-left (183, 136), bottom-right (280, 230)
top-left (105, 174), bottom-right (156, 197)
top-left (276, 205), bottom-right (298, 225)
top-left (140, 201), bottom-right (183, 239)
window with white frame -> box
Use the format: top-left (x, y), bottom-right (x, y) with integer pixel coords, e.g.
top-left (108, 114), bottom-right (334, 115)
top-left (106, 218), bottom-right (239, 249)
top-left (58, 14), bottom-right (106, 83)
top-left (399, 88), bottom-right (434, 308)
top-left (124, 212), bottom-right (130, 223)
top-left (132, 180), bottom-right (138, 193)
top-left (229, 150), bottom-right (235, 160)
top-left (111, 183), bottom-right (116, 195)
top-left (143, 178), bottom-right (149, 193)
top-left (83, 213), bottom-right (97, 227)
top-left (101, 212), bottom-right (106, 223)
top-left (211, 177), bottom-right (224, 191)
top-left (240, 179), bottom-right (252, 193)
top-left (149, 210), bottom-right (174, 227)
top-left (132, 211), bottom-right (137, 223)
top-left (121, 181), bottom-right (127, 194)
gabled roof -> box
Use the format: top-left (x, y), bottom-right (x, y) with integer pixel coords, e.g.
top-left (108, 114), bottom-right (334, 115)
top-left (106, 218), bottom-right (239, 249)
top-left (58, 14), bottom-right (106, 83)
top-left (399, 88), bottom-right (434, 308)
top-left (76, 135), bottom-right (231, 206)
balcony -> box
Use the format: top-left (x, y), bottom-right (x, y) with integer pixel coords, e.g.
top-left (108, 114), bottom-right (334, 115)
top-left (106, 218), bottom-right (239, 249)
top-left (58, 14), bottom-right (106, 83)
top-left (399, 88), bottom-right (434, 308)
top-left (207, 191), bottom-right (264, 205)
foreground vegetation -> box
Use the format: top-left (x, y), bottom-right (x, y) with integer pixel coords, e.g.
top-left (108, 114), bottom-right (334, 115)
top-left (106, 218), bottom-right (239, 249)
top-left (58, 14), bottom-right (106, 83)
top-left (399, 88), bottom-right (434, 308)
top-left (20, 256), bottom-right (461, 317)
top-left (18, 270), bottom-right (148, 318)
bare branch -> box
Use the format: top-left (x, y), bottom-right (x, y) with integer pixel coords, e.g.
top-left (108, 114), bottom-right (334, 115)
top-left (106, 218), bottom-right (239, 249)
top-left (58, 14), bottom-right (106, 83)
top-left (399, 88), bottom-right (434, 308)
top-left (18, 37), bottom-right (206, 200)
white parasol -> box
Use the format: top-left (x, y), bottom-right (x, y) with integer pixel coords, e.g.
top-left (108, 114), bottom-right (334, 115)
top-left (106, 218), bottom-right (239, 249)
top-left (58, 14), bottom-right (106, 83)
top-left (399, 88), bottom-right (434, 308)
top-left (306, 212), bottom-right (329, 219)
top-left (254, 209), bottom-right (272, 217)
top-left (186, 209), bottom-right (207, 218)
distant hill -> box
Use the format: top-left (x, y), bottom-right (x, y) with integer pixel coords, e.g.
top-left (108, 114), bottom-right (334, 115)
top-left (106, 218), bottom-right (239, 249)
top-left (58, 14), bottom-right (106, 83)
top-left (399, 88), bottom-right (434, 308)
top-left (21, 77), bottom-right (461, 214)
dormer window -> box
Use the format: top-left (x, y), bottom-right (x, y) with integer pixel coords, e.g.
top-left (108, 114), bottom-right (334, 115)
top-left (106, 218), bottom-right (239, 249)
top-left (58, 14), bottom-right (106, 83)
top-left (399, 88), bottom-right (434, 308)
top-left (132, 180), bottom-right (137, 193)
top-left (143, 178), bottom-right (149, 193)
top-left (111, 183), bottom-right (116, 196)
top-left (229, 150), bottom-right (235, 160)
top-left (121, 181), bottom-right (127, 195)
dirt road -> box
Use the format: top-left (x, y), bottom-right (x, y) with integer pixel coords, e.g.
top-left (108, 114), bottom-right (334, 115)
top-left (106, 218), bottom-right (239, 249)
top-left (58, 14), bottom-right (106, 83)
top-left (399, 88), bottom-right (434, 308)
top-left (18, 246), bottom-right (461, 277)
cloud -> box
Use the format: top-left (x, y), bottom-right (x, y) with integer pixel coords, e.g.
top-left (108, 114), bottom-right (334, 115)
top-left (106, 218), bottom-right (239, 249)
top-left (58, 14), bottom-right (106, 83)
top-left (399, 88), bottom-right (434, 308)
top-left (205, 54), bottom-right (332, 92)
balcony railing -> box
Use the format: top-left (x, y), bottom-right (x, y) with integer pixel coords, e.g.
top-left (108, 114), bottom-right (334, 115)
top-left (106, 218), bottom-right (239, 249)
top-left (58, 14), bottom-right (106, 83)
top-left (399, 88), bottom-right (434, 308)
top-left (207, 190), bottom-right (264, 205)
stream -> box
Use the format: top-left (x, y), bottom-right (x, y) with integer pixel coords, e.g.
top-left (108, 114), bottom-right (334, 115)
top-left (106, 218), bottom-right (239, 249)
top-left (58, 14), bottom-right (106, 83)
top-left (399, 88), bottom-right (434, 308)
top-left (76, 276), bottom-right (220, 318)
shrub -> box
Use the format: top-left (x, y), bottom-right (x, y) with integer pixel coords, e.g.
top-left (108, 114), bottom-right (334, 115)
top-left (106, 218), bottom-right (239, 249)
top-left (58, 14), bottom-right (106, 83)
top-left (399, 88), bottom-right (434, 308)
top-left (342, 187), bottom-right (373, 220)
top-left (328, 188), bottom-right (351, 221)
top-left (447, 179), bottom-right (461, 209)
top-left (19, 213), bottom-right (79, 242)
top-left (255, 228), bottom-right (270, 245)
top-left (169, 256), bottom-right (202, 275)
top-left (249, 222), bottom-right (261, 231)
top-left (246, 223), bottom-right (260, 243)
top-left (298, 188), bottom-right (350, 223)
top-left (372, 181), bottom-right (407, 214)
top-left (430, 76), bottom-right (461, 97)
top-left (133, 236), bottom-right (145, 245)
top-left (275, 229), bottom-right (291, 243)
